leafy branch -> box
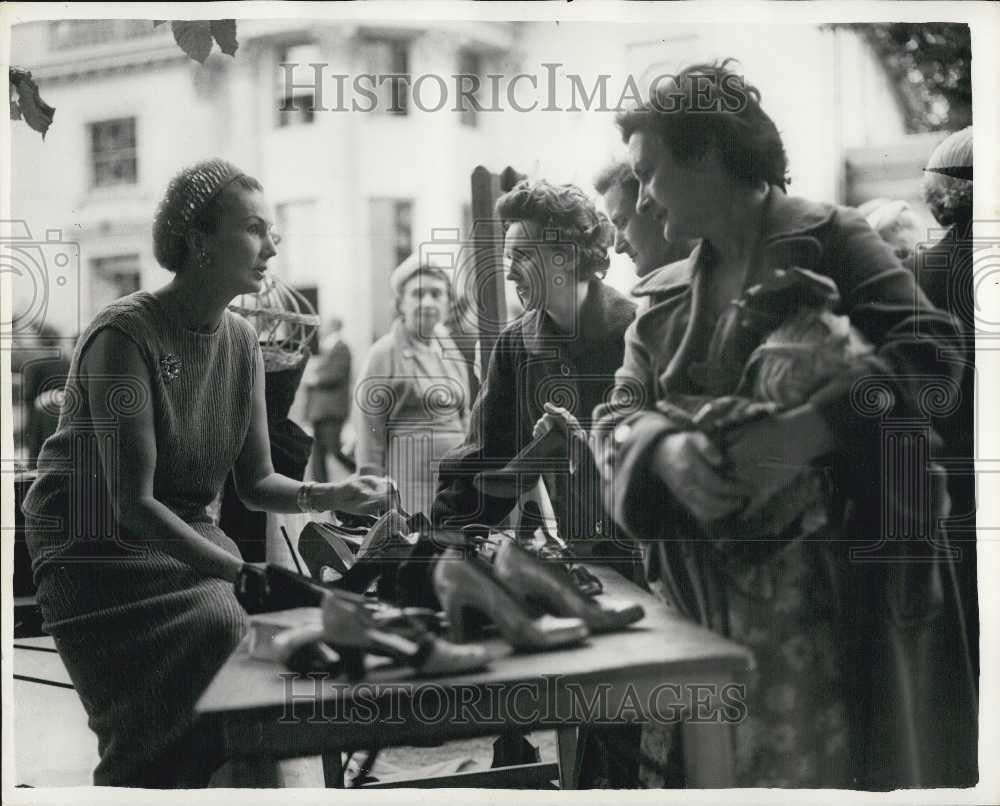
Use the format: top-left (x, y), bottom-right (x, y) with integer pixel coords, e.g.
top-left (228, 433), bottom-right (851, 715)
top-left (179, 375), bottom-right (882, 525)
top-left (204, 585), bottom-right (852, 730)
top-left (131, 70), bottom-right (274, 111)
top-left (9, 67), bottom-right (55, 138)
top-left (155, 19), bottom-right (239, 64)
top-left (9, 20), bottom-right (240, 139)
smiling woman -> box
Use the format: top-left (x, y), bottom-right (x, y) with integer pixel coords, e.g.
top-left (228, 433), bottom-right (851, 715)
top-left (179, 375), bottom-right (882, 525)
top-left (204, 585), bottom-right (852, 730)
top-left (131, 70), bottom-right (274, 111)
top-left (21, 159), bottom-right (393, 788)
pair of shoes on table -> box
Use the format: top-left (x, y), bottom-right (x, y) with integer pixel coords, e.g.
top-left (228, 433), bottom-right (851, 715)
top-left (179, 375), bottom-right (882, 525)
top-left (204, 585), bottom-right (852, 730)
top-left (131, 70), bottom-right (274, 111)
top-left (432, 538), bottom-right (644, 652)
top-left (272, 588), bottom-right (491, 680)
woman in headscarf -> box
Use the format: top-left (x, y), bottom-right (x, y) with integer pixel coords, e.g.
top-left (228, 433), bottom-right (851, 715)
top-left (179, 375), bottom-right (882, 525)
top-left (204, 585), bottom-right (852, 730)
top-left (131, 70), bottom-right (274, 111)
top-left (22, 159), bottom-right (392, 787)
top-left (354, 257), bottom-right (472, 517)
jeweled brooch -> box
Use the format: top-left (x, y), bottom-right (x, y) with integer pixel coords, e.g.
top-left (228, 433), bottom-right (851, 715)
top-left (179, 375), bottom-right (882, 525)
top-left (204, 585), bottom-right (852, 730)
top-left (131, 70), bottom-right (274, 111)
top-left (159, 353), bottom-right (182, 383)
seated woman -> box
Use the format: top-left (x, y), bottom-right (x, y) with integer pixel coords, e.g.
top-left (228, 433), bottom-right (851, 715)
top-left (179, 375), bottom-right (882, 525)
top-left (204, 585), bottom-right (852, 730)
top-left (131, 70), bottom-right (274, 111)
top-left (596, 62), bottom-right (971, 788)
top-left (21, 159), bottom-right (391, 788)
top-left (354, 257), bottom-right (472, 517)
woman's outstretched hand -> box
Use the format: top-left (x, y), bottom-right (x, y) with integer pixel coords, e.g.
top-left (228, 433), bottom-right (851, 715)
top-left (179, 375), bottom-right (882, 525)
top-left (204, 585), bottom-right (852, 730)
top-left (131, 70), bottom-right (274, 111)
top-left (533, 402), bottom-right (585, 441)
top-left (653, 430), bottom-right (750, 524)
top-left (533, 402), bottom-right (590, 474)
top-left (316, 475), bottom-right (399, 516)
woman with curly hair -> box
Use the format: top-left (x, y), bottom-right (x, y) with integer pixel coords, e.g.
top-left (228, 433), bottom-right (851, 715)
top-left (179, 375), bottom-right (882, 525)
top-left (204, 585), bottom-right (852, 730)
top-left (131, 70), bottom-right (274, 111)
top-left (433, 179), bottom-right (637, 551)
top-left (21, 159), bottom-right (392, 787)
top-left (431, 179), bottom-right (642, 786)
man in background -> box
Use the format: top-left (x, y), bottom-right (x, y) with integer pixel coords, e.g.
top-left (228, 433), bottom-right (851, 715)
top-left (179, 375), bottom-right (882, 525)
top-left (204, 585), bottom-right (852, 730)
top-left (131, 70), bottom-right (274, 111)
top-left (306, 317), bottom-right (355, 480)
top-left (594, 160), bottom-right (693, 309)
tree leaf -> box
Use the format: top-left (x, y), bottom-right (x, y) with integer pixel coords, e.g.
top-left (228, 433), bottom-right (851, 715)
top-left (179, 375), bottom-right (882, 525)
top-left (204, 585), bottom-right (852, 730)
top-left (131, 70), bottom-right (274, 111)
top-left (172, 20), bottom-right (214, 64)
top-left (9, 67), bottom-right (55, 137)
top-left (210, 20), bottom-right (239, 58)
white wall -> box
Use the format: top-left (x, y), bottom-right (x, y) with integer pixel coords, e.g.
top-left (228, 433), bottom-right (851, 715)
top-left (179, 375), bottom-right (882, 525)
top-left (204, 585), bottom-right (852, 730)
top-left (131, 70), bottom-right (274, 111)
top-left (10, 20), bottom-right (909, 341)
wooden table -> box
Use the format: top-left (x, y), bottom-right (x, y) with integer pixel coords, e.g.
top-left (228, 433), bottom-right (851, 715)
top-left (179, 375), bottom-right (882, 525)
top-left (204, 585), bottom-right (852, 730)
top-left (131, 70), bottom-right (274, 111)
top-left (196, 566), bottom-right (754, 789)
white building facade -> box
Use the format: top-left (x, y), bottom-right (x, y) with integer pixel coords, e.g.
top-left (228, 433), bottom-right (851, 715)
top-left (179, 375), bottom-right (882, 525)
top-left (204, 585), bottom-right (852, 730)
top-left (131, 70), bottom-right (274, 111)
top-left (11, 18), bottom-right (912, 350)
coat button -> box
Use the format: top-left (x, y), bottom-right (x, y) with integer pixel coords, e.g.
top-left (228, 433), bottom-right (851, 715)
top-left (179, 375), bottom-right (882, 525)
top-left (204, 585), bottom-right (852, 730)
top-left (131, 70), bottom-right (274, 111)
top-left (614, 424), bottom-right (632, 444)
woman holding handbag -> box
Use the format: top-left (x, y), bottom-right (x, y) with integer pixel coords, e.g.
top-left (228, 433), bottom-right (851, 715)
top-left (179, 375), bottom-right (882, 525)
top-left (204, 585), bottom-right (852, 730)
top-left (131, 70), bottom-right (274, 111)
top-left (598, 61), bottom-right (972, 788)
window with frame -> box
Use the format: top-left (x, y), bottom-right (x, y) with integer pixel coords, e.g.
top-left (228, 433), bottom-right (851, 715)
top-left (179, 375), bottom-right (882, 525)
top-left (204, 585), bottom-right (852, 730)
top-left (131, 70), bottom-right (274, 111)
top-left (90, 254), bottom-right (141, 313)
top-left (276, 43), bottom-right (322, 127)
top-left (90, 118), bottom-right (137, 188)
top-left (362, 37), bottom-right (410, 116)
top-left (457, 50), bottom-right (483, 127)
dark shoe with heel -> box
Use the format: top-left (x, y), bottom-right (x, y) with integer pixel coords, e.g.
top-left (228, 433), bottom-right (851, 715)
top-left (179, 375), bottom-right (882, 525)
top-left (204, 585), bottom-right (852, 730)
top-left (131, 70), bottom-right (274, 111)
top-left (320, 591), bottom-right (491, 679)
top-left (493, 539), bottom-right (644, 633)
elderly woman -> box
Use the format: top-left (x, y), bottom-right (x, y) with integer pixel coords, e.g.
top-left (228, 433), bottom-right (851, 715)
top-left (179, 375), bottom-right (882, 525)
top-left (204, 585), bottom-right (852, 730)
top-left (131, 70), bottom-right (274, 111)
top-left (597, 63), bottom-right (970, 788)
top-left (354, 257), bottom-right (472, 517)
top-left (22, 159), bottom-right (391, 787)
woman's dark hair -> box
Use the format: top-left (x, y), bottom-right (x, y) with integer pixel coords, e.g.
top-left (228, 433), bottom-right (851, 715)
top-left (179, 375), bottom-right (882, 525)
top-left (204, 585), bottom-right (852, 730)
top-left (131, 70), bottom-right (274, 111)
top-left (616, 59), bottom-right (789, 190)
top-left (152, 159), bottom-right (263, 273)
top-left (495, 179), bottom-right (614, 280)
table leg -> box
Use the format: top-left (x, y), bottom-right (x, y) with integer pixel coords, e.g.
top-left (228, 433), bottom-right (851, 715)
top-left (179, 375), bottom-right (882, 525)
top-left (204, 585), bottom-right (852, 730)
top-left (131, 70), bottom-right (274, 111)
top-left (556, 725), bottom-right (580, 789)
top-left (322, 751), bottom-right (345, 788)
top-left (681, 722), bottom-right (736, 788)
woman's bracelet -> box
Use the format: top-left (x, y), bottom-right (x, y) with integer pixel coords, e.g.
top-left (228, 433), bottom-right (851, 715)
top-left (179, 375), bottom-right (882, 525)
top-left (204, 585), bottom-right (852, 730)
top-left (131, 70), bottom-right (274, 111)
top-left (296, 482), bottom-right (316, 513)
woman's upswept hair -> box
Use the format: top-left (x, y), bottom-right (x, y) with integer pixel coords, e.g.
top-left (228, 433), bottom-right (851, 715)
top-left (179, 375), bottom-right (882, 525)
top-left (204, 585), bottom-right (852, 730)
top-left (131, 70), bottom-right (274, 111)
top-left (616, 59), bottom-right (789, 190)
top-left (153, 159), bottom-right (263, 273)
top-left (495, 179), bottom-right (614, 280)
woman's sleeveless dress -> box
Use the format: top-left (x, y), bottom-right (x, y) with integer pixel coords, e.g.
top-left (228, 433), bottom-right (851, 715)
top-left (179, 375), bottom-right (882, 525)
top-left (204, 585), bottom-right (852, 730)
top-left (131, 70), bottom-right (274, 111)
top-left (22, 291), bottom-right (258, 787)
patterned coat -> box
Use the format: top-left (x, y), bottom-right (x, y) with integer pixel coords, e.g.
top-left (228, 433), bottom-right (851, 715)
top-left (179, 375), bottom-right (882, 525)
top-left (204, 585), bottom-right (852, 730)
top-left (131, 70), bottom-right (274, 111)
top-left (594, 190), bottom-right (973, 788)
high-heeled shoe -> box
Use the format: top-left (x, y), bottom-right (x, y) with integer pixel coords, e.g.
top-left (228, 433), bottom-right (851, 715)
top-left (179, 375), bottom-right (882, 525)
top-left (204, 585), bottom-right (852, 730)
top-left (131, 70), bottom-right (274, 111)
top-left (320, 590), bottom-right (491, 679)
top-left (324, 511), bottom-right (415, 594)
top-left (493, 539), bottom-right (644, 633)
top-left (298, 521), bottom-right (362, 580)
top-left (432, 548), bottom-right (589, 651)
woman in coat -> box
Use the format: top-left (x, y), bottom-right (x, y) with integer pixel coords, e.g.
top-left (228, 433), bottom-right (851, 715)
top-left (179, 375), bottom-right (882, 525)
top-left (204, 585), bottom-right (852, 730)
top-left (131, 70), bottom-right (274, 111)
top-left (431, 179), bottom-right (641, 787)
top-left (596, 62), bottom-right (972, 788)
top-left (354, 258), bottom-right (472, 517)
